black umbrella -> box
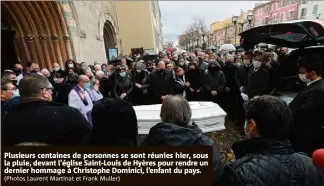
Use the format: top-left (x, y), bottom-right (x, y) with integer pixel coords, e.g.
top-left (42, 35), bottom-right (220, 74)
top-left (109, 56), bottom-right (134, 65)
top-left (142, 53), bottom-right (159, 61)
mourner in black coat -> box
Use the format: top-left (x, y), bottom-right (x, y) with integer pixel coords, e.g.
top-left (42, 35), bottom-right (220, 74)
top-left (222, 60), bottom-right (244, 122)
top-left (149, 62), bottom-right (174, 104)
top-left (114, 65), bottom-right (133, 103)
top-left (289, 58), bottom-right (324, 156)
top-left (185, 63), bottom-right (203, 101)
top-left (243, 52), bottom-right (270, 99)
top-left (203, 60), bottom-right (227, 109)
top-left (222, 96), bottom-right (324, 186)
top-left (234, 51), bottom-right (253, 92)
top-left (131, 61), bottom-right (149, 105)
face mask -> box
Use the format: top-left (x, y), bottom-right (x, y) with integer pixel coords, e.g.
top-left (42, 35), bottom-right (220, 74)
top-left (179, 62), bottom-right (184, 66)
top-left (298, 74), bottom-right (311, 83)
top-left (102, 68), bottom-right (107, 72)
top-left (159, 69), bottom-right (166, 73)
top-left (147, 67), bottom-right (153, 72)
top-left (136, 70), bottom-right (142, 73)
top-left (14, 69), bottom-right (22, 75)
top-left (89, 76), bottom-right (93, 79)
top-left (84, 82), bottom-right (92, 89)
top-left (252, 60), bottom-right (262, 69)
top-left (53, 67), bottom-right (60, 72)
top-left (120, 72), bottom-right (126, 77)
top-left (244, 120), bottom-right (252, 137)
top-left (226, 62), bottom-right (234, 67)
top-left (82, 66), bottom-right (87, 70)
top-left (12, 90), bottom-right (20, 98)
top-left (53, 78), bottom-right (58, 83)
top-left (208, 67), bottom-right (218, 72)
top-left (244, 60), bottom-right (251, 66)
top-left (30, 70), bottom-right (38, 74)
top-left (68, 64), bottom-right (74, 68)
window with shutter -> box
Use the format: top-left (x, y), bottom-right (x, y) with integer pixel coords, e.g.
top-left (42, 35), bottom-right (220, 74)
top-left (313, 4), bottom-right (318, 15)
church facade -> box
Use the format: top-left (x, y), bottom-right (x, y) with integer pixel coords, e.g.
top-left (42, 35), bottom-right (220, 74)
top-left (1, 1), bottom-right (120, 71)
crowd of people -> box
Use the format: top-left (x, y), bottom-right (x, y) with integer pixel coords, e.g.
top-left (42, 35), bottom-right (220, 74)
top-left (1, 47), bottom-right (324, 185)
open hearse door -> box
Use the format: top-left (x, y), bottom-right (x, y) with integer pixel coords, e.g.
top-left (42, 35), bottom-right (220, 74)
top-left (239, 20), bottom-right (324, 50)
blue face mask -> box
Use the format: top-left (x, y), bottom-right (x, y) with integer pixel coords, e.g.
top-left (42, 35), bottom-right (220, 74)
top-left (12, 90), bottom-right (20, 98)
top-left (84, 82), bottom-right (92, 89)
top-left (120, 72), bottom-right (126, 77)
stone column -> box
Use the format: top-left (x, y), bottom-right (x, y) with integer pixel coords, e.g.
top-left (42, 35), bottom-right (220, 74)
top-left (24, 35), bottom-right (38, 62)
top-left (38, 35), bottom-right (52, 70)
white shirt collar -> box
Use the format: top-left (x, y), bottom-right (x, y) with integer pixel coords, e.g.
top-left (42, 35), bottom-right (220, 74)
top-left (307, 78), bottom-right (322, 86)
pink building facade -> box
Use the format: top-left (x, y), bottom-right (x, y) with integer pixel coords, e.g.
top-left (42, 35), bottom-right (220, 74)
top-left (253, 0), bottom-right (299, 27)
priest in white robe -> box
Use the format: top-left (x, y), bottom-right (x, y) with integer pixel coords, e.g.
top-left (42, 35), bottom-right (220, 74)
top-left (68, 75), bottom-right (93, 126)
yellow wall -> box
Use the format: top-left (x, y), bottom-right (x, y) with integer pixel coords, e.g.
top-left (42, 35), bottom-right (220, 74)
top-left (116, 1), bottom-right (155, 55)
top-left (210, 18), bottom-right (232, 32)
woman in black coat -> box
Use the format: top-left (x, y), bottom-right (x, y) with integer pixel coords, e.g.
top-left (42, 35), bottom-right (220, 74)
top-left (113, 65), bottom-right (133, 104)
top-left (131, 61), bottom-right (149, 105)
top-left (185, 62), bottom-right (203, 101)
top-left (55, 73), bottom-right (78, 105)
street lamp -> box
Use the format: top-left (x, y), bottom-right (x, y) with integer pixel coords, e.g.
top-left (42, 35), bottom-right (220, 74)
top-left (232, 16), bottom-right (238, 46)
top-left (315, 13), bottom-right (321, 19)
top-left (247, 14), bottom-right (253, 28)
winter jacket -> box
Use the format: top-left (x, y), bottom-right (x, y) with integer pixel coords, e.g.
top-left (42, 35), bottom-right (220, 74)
top-left (203, 69), bottom-right (227, 94)
top-left (1, 96), bottom-right (20, 117)
top-left (142, 122), bottom-right (224, 185)
top-left (114, 74), bottom-right (133, 101)
top-left (149, 70), bottom-right (174, 104)
top-left (222, 138), bottom-right (324, 186)
top-left (289, 79), bottom-right (324, 156)
top-left (2, 99), bottom-right (91, 145)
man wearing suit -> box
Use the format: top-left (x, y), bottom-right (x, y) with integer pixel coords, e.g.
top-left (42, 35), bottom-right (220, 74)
top-left (289, 57), bottom-right (324, 156)
top-left (235, 51), bottom-right (253, 93)
top-left (241, 51), bottom-right (270, 100)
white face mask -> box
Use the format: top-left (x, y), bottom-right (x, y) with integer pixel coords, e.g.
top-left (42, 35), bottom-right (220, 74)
top-left (298, 74), bottom-right (311, 83)
top-left (179, 62), bottom-right (184, 66)
top-left (68, 64), bottom-right (74, 68)
top-left (53, 67), bottom-right (60, 72)
top-left (12, 89), bottom-right (20, 98)
top-left (120, 72), bottom-right (126, 77)
top-left (136, 70), bottom-right (142, 73)
top-left (244, 60), bottom-right (251, 65)
top-left (252, 60), bottom-right (262, 69)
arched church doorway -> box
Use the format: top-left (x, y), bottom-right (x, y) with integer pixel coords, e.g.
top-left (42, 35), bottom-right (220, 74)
top-left (1, 1), bottom-right (72, 71)
top-left (103, 20), bottom-right (117, 60)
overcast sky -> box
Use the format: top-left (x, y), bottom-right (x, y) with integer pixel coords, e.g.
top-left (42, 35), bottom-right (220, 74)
top-left (160, 1), bottom-right (266, 41)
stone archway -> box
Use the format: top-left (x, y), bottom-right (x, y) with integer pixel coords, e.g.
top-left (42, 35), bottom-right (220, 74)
top-left (103, 20), bottom-right (117, 52)
top-left (97, 10), bottom-right (119, 60)
top-left (1, 1), bottom-right (73, 71)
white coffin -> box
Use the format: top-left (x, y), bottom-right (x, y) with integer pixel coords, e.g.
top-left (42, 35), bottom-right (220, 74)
top-left (133, 102), bottom-right (226, 134)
